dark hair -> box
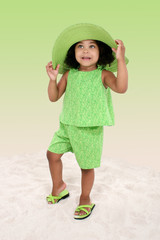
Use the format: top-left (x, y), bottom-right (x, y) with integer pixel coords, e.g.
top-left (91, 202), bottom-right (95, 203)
top-left (64, 40), bottom-right (115, 69)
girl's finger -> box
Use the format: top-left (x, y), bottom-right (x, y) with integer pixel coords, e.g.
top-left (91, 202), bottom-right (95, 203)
top-left (115, 39), bottom-right (124, 46)
top-left (112, 48), bottom-right (116, 53)
top-left (56, 64), bottom-right (60, 71)
top-left (47, 61), bottom-right (52, 66)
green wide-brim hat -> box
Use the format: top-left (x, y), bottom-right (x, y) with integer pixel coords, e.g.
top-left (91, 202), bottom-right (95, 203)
top-left (52, 23), bottom-right (129, 74)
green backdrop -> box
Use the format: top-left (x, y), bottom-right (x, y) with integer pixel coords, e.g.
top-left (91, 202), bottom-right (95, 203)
top-left (0, 0), bottom-right (160, 169)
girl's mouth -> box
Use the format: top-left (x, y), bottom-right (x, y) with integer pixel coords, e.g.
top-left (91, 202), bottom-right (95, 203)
top-left (82, 57), bottom-right (91, 60)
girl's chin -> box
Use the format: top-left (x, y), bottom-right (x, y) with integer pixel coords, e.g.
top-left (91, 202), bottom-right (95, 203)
top-left (78, 65), bottom-right (97, 71)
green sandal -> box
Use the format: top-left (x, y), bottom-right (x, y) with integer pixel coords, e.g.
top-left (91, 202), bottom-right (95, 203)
top-left (74, 203), bottom-right (95, 220)
top-left (46, 189), bottom-right (69, 204)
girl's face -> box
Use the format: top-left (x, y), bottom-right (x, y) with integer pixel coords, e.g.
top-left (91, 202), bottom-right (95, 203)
top-left (75, 40), bottom-right (99, 71)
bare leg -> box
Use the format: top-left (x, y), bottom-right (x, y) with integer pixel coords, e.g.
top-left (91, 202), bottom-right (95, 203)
top-left (46, 150), bottom-right (66, 202)
top-left (75, 168), bottom-right (95, 216)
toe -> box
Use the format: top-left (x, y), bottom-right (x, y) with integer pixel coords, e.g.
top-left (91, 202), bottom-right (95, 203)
top-left (79, 210), bottom-right (87, 216)
top-left (75, 208), bottom-right (90, 216)
top-left (74, 211), bottom-right (79, 216)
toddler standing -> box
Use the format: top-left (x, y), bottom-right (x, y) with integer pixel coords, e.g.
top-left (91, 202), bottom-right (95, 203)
top-left (45, 23), bottom-right (128, 220)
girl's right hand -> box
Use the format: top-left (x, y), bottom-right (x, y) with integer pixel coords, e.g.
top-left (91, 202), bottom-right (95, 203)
top-left (46, 61), bottom-right (60, 81)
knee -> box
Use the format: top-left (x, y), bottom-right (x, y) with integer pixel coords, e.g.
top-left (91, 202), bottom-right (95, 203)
top-left (81, 168), bottom-right (94, 174)
top-left (46, 150), bottom-right (55, 162)
top-left (46, 150), bottom-right (62, 163)
top-left (46, 150), bottom-right (51, 161)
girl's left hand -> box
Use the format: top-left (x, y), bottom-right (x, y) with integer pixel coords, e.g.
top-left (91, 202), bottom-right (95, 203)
top-left (112, 39), bottom-right (125, 61)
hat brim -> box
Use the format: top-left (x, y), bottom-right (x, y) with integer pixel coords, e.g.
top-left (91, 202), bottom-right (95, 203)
top-left (52, 23), bottom-right (129, 74)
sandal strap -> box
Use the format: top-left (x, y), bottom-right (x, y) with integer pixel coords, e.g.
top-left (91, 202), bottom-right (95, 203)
top-left (75, 204), bottom-right (94, 214)
top-left (46, 194), bottom-right (60, 203)
top-left (46, 189), bottom-right (69, 204)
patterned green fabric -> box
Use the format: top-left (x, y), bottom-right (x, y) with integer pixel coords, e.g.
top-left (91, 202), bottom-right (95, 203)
top-left (48, 122), bottom-right (103, 169)
top-left (60, 67), bottom-right (114, 127)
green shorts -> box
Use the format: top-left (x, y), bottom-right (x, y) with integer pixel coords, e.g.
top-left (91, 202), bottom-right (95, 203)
top-left (48, 122), bottom-right (104, 169)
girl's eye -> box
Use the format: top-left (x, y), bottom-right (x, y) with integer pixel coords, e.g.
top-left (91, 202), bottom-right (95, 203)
top-left (77, 45), bottom-right (83, 48)
top-left (90, 45), bottom-right (95, 48)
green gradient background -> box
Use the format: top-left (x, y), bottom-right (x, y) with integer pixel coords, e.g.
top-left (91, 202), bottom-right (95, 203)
top-left (0, 0), bottom-right (160, 169)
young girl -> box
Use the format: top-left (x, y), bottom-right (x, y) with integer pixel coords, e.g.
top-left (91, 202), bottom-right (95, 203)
top-left (45, 23), bottom-right (128, 220)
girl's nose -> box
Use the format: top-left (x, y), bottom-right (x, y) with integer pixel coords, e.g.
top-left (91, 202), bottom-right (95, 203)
top-left (83, 47), bottom-right (88, 53)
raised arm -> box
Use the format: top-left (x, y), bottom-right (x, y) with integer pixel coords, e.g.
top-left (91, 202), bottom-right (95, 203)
top-left (46, 61), bottom-right (69, 102)
top-left (102, 39), bottom-right (128, 93)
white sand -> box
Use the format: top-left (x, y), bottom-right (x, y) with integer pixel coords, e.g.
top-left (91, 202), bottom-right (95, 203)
top-left (0, 151), bottom-right (160, 240)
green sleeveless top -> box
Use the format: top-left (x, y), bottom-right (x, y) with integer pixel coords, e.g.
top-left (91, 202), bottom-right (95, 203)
top-left (59, 67), bottom-right (115, 127)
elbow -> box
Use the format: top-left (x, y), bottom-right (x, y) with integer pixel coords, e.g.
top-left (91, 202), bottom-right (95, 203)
top-left (48, 92), bottom-right (59, 102)
top-left (119, 87), bottom-right (128, 93)
top-left (49, 96), bottom-right (58, 102)
top-left (117, 85), bottom-right (128, 94)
